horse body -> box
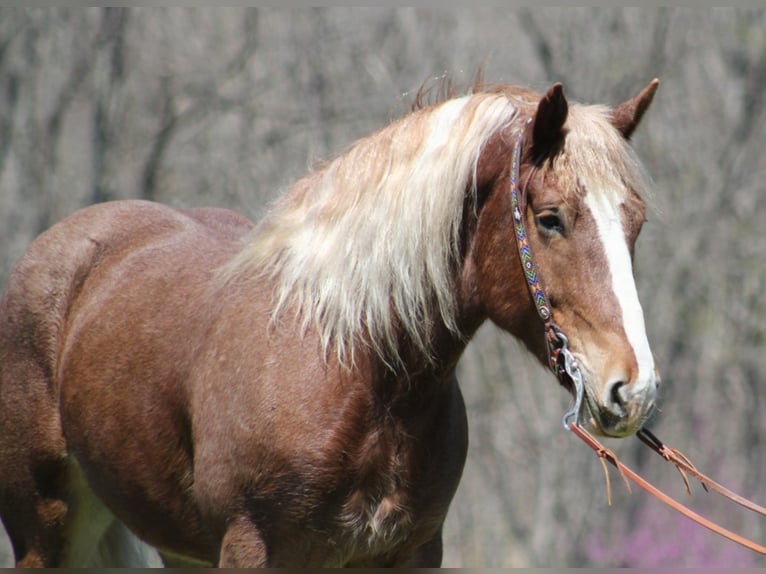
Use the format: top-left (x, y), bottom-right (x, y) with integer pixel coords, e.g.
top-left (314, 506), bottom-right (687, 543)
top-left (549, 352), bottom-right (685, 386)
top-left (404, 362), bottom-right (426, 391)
top-left (1, 200), bottom-right (469, 566)
top-left (0, 81), bottom-right (660, 567)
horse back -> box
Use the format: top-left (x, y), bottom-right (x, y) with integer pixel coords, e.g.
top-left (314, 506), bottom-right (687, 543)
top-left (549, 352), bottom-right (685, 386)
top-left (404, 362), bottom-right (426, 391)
top-left (2, 200), bottom-right (252, 388)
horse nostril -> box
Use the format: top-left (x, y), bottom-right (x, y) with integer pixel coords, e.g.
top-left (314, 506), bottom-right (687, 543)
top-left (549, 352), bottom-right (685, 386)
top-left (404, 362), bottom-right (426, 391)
top-left (608, 381), bottom-right (627, 412)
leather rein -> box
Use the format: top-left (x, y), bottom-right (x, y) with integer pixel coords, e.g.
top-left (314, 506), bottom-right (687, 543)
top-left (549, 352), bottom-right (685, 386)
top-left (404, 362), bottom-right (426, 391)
top-left (509, 119), bottom-right (766, 556)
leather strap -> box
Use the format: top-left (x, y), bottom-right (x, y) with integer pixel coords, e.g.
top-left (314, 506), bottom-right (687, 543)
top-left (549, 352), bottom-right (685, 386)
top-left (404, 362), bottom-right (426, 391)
top-left (636, 427), bottom-right (766, 517)
top-left (570, 422), bottom-right (766, 555)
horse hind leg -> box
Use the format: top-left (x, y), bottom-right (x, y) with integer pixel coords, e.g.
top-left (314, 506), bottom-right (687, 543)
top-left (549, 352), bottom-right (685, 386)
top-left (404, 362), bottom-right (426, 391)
top-left (0, 456), bottom-right (69, 567)
top-left (0, 449), bottom-right (71, 567)
top-left (0, 451), bottom-right (162, 568)
top-left (0, 402), bottom-right (106, 567)
top-left (0, 351), bottom-right (71, 567)
top-left (0, 310), bottom-right (159, 567)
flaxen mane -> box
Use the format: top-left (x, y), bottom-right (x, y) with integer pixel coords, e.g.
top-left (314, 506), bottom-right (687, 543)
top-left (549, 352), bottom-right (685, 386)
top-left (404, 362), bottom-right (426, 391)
top-left (220, 85), bottom-right (650, 368)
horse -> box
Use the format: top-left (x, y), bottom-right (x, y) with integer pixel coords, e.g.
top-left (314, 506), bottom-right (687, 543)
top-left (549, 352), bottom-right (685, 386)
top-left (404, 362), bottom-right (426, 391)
top-left (0, 79), bottom-right (661, 567)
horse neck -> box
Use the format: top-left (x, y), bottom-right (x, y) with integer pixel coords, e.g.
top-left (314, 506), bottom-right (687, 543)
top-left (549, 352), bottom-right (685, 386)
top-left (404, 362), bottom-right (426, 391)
top-left (368, 286), bottom-right (489, 406)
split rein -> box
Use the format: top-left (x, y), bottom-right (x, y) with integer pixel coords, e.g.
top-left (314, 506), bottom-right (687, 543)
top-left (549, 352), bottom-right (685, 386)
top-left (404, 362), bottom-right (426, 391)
top-left (509, 120), bottom-right (766, 555)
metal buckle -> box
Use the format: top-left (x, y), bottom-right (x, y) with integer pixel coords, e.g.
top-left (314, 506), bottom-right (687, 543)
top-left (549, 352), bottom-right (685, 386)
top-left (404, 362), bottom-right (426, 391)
top-left (556, 331), bottom-right (585, 430)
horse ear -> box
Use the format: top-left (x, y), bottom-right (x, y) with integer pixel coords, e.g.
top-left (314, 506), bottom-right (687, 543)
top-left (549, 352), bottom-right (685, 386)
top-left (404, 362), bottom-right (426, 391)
top-left (611, 78), bottom-right (660, 139)
top-left (531, 82), bottom-right (568, 161)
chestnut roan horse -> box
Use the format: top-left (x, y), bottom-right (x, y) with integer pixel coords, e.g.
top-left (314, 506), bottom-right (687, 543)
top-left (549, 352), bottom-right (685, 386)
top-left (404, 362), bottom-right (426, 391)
top-left (0, 80), bottom-right (661, 567)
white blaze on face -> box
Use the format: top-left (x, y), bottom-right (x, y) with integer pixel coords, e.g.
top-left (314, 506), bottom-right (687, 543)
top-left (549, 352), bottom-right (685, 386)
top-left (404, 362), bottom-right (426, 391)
top-left (584, 191), bottom-right (656, 391)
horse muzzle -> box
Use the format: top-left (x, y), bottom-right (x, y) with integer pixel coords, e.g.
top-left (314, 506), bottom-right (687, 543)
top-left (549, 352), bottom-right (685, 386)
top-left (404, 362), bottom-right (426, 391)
top-left (583, 373), bottom-right (659, 438)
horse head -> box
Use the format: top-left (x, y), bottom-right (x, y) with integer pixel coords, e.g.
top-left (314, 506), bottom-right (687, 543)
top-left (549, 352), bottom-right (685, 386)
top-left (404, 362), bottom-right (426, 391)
top-left (470, 80), bottom-right (660, 438)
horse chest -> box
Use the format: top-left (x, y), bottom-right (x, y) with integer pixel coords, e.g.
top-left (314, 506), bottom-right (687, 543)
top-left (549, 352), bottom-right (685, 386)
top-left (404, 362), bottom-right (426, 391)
top-left (192, 356), bottom-right (468, 565)
top-left (326, 406), bottom-right (465, 564)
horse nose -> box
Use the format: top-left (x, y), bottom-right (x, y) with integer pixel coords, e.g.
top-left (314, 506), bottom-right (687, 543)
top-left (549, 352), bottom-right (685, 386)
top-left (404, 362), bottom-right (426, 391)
top-left (603, 373), bottom-right (658, 416)
top-left (593, 368), bottom-right (659, 436)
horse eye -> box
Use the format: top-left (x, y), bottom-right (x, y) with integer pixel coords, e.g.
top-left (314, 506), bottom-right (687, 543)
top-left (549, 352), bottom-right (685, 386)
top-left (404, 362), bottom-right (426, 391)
top-left (536, 212), bottom-right (565, 234)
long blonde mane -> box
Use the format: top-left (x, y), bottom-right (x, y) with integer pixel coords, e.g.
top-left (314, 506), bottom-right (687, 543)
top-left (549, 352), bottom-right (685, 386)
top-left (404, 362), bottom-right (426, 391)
top-left (220, 85), bottom-right (650, 368)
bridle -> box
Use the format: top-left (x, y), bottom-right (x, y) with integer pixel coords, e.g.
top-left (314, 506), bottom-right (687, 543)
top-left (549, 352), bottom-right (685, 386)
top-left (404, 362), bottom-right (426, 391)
top-left (509, 119), bottom-right (585, 425)
top-left (509, 119), bottom-right (766, 556)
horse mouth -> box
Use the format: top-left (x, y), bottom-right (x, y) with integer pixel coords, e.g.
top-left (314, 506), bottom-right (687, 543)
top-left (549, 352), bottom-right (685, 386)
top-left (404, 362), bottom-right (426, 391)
top-left (580, 388), bottom-right (655, 438)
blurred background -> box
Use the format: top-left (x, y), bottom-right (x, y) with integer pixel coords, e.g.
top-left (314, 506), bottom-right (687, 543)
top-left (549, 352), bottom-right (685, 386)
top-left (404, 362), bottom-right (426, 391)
top-left (1, 7), bottom-right (765, 567)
